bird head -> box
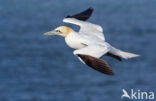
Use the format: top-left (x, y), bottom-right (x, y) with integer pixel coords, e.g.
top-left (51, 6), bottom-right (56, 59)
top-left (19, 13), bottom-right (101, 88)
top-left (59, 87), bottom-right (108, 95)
top-left (44, 26), bottom-right (74, 37)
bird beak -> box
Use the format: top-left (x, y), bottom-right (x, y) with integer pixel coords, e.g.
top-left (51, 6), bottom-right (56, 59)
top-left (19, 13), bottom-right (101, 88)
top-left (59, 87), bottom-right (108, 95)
top-left (43, 30), bottom-right (57, 36)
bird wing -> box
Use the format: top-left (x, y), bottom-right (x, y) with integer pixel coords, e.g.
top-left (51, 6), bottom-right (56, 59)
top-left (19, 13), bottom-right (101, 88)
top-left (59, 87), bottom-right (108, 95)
top-left (73, 45), bottom-right (109, 58)
top-left (63, 18), bottom-right (105, 41)
top-left (73, 45), bottom-right (114, 75)
top-left (66, 7), bottom-right (93, 21)
top-left (77, 54), bottom-right (114, 75)
top-left (105, 52), bottom-right (122, 61)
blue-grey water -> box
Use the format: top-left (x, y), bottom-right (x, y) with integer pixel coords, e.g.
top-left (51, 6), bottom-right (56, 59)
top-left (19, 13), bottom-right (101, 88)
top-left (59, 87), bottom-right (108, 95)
top-left (0, 0), bottom-right (156, 101)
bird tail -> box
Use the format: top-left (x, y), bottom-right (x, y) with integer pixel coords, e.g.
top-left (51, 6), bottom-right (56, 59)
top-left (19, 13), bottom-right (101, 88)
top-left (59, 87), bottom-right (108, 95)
top-left (118, 51), bottom-right (140, 59)
top-left (109, 46), bottom-right (140, 59)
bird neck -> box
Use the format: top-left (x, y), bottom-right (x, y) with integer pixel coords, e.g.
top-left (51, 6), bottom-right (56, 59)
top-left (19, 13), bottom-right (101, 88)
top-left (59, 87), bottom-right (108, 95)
top-left (63, 28), bottom-right (75, 38)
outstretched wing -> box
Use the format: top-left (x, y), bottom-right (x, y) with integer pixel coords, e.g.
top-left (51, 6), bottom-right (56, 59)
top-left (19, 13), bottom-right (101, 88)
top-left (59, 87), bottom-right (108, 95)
top-left (63, 18), bottom-right (105, 41)
top-left (73, 45), bottom-right (109, 58)
top-left (105, 52), bottom-right (122, 61)
top-left (66, 7), bottom-right (93, 21)
top-left (77, 54), bottom-right (114, 75)
top-left (73, 45), bottom-right (114, 75)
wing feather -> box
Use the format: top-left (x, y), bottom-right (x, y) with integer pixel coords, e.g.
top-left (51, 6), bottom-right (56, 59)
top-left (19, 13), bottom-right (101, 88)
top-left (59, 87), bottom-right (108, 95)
top-left (105, 52), bottom-right (122, 61)
top-left (77, 54), bottom-right (114, 75)
top-left (66, 7), bottom-right (93, 21)
top-left (63, 18), bottom-right (105, 41)
top-left (73, 45), bottom-right (109, 58)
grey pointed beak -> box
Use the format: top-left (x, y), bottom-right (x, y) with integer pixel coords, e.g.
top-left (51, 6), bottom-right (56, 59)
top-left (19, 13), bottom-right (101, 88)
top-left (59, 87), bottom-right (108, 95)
top-left (43, 30), bottom-right (56, 36)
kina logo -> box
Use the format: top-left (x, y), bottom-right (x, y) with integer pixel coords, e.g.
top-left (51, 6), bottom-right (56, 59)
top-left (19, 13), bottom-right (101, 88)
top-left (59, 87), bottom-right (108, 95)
top-left (121, 89), bottom-right (154, 100)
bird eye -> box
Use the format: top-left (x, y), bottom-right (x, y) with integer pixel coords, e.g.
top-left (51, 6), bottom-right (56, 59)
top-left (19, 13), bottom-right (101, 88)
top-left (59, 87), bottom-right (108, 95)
top-left (55, 30), bottom-right (62, 33)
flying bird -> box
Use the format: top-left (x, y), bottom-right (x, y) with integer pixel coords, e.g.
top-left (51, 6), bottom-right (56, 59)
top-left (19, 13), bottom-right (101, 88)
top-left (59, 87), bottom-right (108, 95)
top-left (44, 8), bottom-right (139, 75)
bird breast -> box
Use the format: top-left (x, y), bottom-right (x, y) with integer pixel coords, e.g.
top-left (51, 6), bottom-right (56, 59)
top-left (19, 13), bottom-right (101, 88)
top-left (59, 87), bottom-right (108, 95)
top-left (65, 33), bottom-right (86, 49)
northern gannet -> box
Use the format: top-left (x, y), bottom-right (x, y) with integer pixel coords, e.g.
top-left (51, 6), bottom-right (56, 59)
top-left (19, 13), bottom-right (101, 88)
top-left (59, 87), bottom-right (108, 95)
top-left (44, 8), bottom-right (139, 75)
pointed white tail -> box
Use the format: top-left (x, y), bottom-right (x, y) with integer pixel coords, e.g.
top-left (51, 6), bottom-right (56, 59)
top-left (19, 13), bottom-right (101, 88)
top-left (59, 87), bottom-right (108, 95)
top-left (109, 46), bottom-right (140, 59)
top-left (119, 51), bottom-right (140, 59)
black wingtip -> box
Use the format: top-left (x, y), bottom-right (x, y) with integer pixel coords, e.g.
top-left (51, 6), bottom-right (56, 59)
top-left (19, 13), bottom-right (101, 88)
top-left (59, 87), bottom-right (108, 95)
top-left (66, 7), bottom-right (94, 21)
top-left (109, 71), bottom-right (115, 76)
top-left (88, 7), bottom-right (94, 10)
top-left (105, 52), bottom-right (122, 62)
top-left (77, 54), bottom-right (115, 76)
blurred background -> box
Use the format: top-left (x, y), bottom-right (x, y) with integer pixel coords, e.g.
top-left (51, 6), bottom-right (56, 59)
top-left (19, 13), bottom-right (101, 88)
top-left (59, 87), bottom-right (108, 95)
top-left (0, 0), bottom-right (156, 101)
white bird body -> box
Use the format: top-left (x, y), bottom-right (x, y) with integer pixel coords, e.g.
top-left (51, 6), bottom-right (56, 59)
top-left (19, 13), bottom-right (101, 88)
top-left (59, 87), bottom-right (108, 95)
top-left (44, 13), bottom-right (140, 75)
top-left (65, 32), bottom-right (86, 49)
top-left (63, 18), bottom-right (139, 59)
